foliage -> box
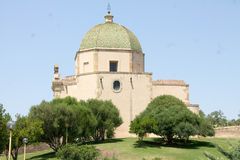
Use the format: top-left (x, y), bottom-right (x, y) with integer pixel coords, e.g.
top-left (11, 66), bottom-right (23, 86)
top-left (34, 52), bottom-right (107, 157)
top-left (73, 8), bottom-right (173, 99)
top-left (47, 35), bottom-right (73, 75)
top-left (228, 118), bottom-right (240, 126)
top-left (198, 117), bottom-right (215, 137)
top-left (0, 104), bottom-right (11, 154)
top-left (196, 109), bottom-right (215, 137)
top-left (29, 97), bottom-right (97, 152)
top-left (29, 97), bottom-right (123, 151)
top-left (206, 110), bottom-right (227, 127)
top-left (236, 117), bottom-right (240, 126)
top-left (130, 114), bottom-right (154, 140)
top-left (205, 110), bottom-right (240, 127)
top-left (57, 144), bottom-right (100, 160)
top-left (151, 104), bottom-right (200, 143)
top-left (51, 98), bottom-right (97, 143)
top-left (83, 99), bottom-right (122, 141)
top-left (10, 115), bottom-right (43, 160)
top-left (204, 142), bottom-right (240, 160)
top-left (130, 95), bottom-right (214, 143)
top-left (199, 110), bottom-right (206, 118)
top-left (173, 122), bottom-right (197, 141)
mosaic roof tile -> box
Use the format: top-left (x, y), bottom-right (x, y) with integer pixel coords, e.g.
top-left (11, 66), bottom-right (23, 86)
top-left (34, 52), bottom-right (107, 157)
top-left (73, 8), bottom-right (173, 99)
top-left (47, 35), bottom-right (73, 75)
top-left (80, 22), bottom-right (142, 52)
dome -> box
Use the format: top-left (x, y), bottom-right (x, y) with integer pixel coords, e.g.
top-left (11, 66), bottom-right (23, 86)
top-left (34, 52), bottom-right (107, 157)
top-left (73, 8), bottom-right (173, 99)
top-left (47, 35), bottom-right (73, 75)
top-left (79, 14), bottom-right (142, 52)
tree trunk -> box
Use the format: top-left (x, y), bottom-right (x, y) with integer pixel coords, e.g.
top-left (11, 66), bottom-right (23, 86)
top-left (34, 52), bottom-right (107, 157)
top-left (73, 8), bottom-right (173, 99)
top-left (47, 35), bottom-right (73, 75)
top-left (48, 137), bottom-right (62, 152)
top-left (4, 149), bottom-right (8, 160)
top-left (166, 135), bottom-right (173, 144)
top-left (101, 129), bottom-right (105, 141)
top-left (11, 147), bottom-right (19, 160)
top-left (65, 127), bottom-right (68, 144)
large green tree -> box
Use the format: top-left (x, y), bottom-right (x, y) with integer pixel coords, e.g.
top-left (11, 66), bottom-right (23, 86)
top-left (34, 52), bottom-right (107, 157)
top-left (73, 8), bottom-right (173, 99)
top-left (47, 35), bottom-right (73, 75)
top-left (10, 115), bottom-right (43, 160)
top-left (130, 95), bottom-right (214, 143)
top-left (0, 104), bottom-right (11, 154)
top-left (29, 97), bottom-right (97, 152)
top-left (83, 99), bottom-right (123, 141)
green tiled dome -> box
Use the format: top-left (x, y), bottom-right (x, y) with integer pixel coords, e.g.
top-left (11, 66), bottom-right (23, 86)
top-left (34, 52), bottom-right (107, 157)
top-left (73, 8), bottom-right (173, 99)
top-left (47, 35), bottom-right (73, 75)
top-left (80, 19), bottom-right (142, 52)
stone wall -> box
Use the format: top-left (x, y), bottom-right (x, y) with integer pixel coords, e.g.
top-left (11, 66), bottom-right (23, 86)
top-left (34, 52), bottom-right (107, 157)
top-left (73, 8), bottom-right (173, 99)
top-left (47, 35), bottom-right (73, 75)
top-left (152, 80), bottom-right (190, 104)
top-left (214, 126), bottom-right (240, 138)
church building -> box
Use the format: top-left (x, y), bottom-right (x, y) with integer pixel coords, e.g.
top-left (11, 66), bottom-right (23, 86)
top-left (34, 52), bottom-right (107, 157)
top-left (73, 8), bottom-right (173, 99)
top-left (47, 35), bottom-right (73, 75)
top-left (52, 11), bottom-right (200, 138)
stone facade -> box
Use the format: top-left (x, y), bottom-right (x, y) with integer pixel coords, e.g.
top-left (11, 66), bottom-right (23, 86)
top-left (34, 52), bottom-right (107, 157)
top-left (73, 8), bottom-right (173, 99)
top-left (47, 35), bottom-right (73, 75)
top-left (52, 12), bottom-right (200, 138)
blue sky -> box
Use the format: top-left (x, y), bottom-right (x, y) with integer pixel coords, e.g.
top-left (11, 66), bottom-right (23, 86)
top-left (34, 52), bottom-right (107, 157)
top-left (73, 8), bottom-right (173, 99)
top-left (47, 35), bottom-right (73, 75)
top-left (0, 0), bottom-right (239, 119)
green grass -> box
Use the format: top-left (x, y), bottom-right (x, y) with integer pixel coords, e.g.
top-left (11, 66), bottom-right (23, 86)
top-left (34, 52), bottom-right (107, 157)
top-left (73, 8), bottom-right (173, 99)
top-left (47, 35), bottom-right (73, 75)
top-left (93, 137), bottom-right (238, 160)
top-left (0, 137), bottom-right (239, 160)
top-left (0, 150), bottom-right (57, 160)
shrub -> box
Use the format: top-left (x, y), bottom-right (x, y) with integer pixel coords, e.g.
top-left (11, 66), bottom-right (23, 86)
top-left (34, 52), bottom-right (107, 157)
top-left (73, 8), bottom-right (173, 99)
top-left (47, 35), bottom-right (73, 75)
top-left (57, 144), bottom-right (100, 160)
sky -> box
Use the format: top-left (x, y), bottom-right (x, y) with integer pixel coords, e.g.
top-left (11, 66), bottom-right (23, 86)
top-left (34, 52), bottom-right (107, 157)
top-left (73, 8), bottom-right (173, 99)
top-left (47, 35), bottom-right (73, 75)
top-left (0, 0), bottom-right (240, 119)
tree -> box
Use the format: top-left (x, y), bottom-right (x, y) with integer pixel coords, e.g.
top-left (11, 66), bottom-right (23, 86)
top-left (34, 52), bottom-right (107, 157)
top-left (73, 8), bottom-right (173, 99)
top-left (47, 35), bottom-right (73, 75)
top-left (152, 104), bottom-right (200, 143)
top-left (237, 114), bottom-right (240, 125)
top-left (228, 119), bottom-right (240, 126)
top-left (207, 110), bottom-right (227, 127)
top-left (0, 104), bottom-right (11, 154)
top-left (84, 99), bottom-right (123, 141)
top-left (130, 95), bottom-right (214, 143)
top-left (129, 114), bottom-right (154, 140)
top-left (10, 115), bottom-right (43, 160)
top-left (199, 110), bottom-right (206, 118)
top-left (29, 97), bottom-right (122, 151)
top-left (29, 97), bottom-right (97, 152)
top-left (173, 122), bottom-right (197, 142)
top-left (204, 142), bottom-right (240, 160)
top-left (198, 117), bottom-right (215, 137)
top-left (198, 110), bottom-right (215, 137)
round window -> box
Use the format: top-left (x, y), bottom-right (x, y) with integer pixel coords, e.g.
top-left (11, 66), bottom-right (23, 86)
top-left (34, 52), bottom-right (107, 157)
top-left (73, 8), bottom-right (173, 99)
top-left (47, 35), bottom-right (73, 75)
top-left (113, 80), bottom-right (121, 92)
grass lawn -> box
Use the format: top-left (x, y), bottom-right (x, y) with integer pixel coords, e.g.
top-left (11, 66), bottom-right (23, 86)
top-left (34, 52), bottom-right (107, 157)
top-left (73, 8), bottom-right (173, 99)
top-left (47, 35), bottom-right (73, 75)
top-left (94, 137), bottom-right (238, 160)
top-left (0, 137), bottom-right (239, 160)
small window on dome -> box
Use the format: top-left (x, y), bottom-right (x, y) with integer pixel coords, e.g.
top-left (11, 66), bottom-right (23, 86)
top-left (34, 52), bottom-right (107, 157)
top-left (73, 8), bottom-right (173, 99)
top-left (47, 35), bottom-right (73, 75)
top-left (109, 61), bottom-right (118, 72)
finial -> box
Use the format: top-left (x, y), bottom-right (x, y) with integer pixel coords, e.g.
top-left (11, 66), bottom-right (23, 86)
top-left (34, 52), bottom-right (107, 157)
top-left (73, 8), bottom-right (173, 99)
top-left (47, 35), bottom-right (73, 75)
top-left (54, 64), bottom-right (60, 80)
top-left (107, 3), bottom-right (111, 14)
top-left (54, 64), bottom-right (59, 74)
top-left (105, 3), bottom-right (114, 23)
